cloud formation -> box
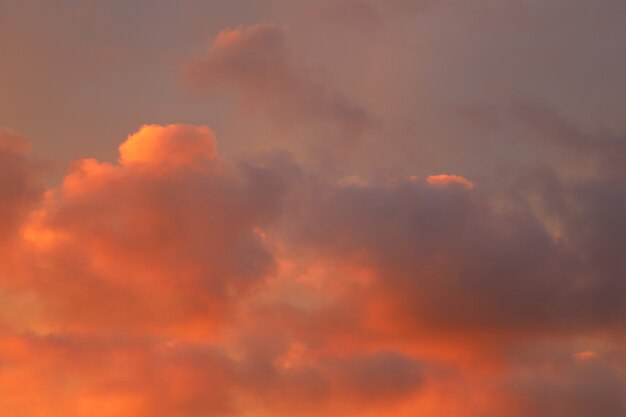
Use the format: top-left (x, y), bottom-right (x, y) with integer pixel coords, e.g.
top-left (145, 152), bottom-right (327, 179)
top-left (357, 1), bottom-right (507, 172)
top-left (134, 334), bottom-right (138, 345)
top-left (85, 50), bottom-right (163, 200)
top-left (1, 1), bottom-right (625, 415)
top-left (0, 123), bottom-right (623, 416)
top-left (185, 24), bottom-right (374, 141)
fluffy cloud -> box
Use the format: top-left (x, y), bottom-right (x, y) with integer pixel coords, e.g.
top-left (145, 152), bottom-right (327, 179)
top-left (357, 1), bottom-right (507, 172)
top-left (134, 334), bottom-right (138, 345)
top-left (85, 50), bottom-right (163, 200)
top-left (299, 173), bottom-right (626, 342)
top-left (118, 124), bottom-right (218, 168)
top-left (0, 122), bottom-right (624, 415)
top-left (0, 125), bottom-right (432, 416)
top-left (1, 1), bottom-right (625, 412)
top-left (10, 124), bottom-right (297, 334)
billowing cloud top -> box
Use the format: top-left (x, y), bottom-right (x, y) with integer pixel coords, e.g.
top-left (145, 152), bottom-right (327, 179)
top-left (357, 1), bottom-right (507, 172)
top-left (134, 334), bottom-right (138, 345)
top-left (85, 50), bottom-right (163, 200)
top-left (119, 124), bottom-right (218, 167)
top-left (0, 1), bottom-right (625, 416)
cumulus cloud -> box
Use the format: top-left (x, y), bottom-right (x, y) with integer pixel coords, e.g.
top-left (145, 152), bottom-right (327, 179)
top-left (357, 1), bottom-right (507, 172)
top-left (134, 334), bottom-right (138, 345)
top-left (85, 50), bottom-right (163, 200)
top-left (118, 124), bottom-right (218, 168)
top-left (0, 121), bottom-right (624, 415)
top-left (1, 0), bottom-right (626, 413)
top-left (10, 124), bottom-right (298, 334)
top-left (0, 125), bottom-right (434, 416)
top-left (297, 174), bottom-right (626, 343)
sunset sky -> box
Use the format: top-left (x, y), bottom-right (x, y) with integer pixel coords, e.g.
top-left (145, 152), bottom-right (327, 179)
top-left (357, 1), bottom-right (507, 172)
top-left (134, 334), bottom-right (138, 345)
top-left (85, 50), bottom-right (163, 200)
top-left (1, 1), bottom-right (626, 416)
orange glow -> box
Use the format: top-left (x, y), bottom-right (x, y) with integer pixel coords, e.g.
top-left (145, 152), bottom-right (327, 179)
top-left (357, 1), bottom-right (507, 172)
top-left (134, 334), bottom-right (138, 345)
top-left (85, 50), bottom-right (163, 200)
top-left (119, 124), bottom-right (217, 168)
top-left (1, 2), bottom-right (624, 414)
top-left (426, 174), bottom-right (474, 189)
top-left (0, 123), bottom-right (623, 416)
top-left (574, 350), bottom-right (597, 361)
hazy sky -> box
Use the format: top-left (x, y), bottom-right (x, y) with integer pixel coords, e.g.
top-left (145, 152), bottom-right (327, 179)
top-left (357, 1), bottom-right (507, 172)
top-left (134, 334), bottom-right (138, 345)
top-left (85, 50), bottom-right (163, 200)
top-left (1, 1), bottom-right (625, 416)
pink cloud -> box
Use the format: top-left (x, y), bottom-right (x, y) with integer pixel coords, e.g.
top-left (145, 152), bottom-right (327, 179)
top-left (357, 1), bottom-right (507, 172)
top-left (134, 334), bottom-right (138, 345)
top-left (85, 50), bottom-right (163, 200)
top-left (0, 121), bottom-right (625, 416)
top-left (185, 24), bottom-right (374, 141)
top-left (119, 124), bottom-right (217, 168)
top-left (427, 174), bottom-right (474, 189)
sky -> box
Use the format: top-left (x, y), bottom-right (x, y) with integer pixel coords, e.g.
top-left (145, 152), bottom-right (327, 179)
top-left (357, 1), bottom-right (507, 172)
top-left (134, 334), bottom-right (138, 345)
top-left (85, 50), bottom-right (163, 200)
top-left (1, 0), bottom-right (625, 416)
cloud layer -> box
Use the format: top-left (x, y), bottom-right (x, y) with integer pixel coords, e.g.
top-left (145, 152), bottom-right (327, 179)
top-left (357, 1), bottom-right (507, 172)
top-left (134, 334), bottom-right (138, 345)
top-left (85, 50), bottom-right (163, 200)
top-left (0, 121), bottom-right (624, 416)
top-left (1, 1), bottom-right (625, 415)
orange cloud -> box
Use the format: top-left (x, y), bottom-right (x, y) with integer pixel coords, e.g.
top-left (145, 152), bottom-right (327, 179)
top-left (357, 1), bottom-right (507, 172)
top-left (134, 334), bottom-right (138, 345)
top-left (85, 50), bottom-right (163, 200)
top-left (6, 125), bottom-right (292, 336)
top-left (0, 125), bottom-right (625, 416)
top-left (119, 124), bottom-right (217, 168)
top-left (2, 0), bottom-right (626, 413)
top-left (574, 350), bottom-right (598, 361)
top-left (427, 174), bottom-right (474, 189)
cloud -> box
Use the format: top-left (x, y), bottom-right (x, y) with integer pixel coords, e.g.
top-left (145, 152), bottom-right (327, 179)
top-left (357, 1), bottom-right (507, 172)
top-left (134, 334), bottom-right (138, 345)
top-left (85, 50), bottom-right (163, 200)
top-left (9, 124), bottom-right (299, 334)
top-left (118, 124), bottom-right (218, 168)
top-left (0, 130), bottom-right (42, 247)
top-left (185, 24), bottom-right (374, 141)
top-left (1, 0), bottom-right (626, 414)
top-left (0, 329), bottom-right (431, 417)
top-left (0, 122), bottom-right (625, 415)
top-left (426, 174), bottom-right (474, 189)
top-left (0, 125), bottom-right (435, 417)
top-left (295, 173), bottom-right (626, 345)
top-left (505, 350), bottom-right (626, 417)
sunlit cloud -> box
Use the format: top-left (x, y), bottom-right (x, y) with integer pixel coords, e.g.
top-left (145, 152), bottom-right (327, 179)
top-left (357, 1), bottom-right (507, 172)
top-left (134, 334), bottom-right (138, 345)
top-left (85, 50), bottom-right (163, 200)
top-left (0, 1), bottom-right (624, 415)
